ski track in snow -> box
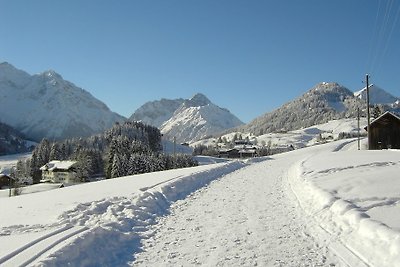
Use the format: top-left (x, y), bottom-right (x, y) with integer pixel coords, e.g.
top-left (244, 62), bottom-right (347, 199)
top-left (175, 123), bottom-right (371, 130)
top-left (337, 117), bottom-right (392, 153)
top-left (0, 225), bottom-right (89, 267)
top-left (132, 158), bottom-right (341, 266)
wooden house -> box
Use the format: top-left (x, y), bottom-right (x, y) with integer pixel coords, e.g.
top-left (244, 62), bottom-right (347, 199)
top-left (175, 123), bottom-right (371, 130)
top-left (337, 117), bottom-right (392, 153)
top-left (0, 173), bottom-right (14, 189)
top-left (40, 160), bottom-right (79, 183)
top-left (366, 111), bottom-right (400, 150)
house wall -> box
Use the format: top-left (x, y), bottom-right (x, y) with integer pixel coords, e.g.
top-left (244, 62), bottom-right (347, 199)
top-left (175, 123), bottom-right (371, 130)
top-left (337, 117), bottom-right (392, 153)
top-left (370, 115), bottom-right (400, 150)
top-left (371, 126), bottom-right (400, 149)
top-left (42, 170), bottom-right (79, 183)
top-left (0, 176), bottom-right (12, 189)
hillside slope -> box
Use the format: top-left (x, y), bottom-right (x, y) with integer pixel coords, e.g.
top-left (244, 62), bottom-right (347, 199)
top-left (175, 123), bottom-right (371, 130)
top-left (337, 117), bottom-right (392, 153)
top-left (239, 82), bottom-right (365, 135)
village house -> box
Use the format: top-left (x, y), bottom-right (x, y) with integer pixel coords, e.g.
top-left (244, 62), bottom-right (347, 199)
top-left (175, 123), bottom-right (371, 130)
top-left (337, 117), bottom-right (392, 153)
top-left (40, 160), bottom-right (80, 184)
top-left (366, 111), bottom-right (400, 150)
top-left (0, 173), bottom-right (14, 189)
top-left (219, 140), bottom-right (258, 158)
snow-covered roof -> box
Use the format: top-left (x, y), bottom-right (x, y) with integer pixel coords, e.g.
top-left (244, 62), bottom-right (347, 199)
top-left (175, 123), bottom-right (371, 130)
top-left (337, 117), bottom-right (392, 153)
top-left (369, 111), bottom-right (400, 127)
top-left (0, 173), bottom-right (14, 180)
top-left (40, 160), bottom-right (77, 171)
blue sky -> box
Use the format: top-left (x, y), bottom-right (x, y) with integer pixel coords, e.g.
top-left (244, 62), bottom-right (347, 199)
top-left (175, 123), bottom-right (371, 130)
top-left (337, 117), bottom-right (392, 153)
top-left (1, 0), bottom-right (399, 123)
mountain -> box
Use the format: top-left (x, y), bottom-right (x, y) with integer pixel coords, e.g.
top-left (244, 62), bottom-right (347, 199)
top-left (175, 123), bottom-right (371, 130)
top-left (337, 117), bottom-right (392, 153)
top-left (354, 84), bottom-right (399, 105)
top-left (0, 62), bottom-right (125, 141)
top-left (129, 98), bottom-right (184, 128)
top-left (239, 82), bottom-right (365, 135)
top-left (130, 93), bottom-right (243, 143)
top-left (0, 121), bottom-right (34, 155)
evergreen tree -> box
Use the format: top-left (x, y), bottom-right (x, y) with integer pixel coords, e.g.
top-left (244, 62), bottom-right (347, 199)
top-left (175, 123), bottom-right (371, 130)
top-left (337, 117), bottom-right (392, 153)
top-left (37, 139), bottom-right (51, 165)
top-left (30, 139), bottom-right (51, 183)
top-left (372, 105), bottom-right (383, 119)
top-left (15, 159), bottom-right (25, 180)
top-left (49, 143), bottom-right (62, 160)
top-left (105, 137), bottom-right (118, 179)
top-left (111, 153), bottom-right (123, 178)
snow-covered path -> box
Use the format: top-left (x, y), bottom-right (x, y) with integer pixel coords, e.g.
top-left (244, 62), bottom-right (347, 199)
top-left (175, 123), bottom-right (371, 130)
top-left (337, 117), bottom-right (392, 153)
top-left (133, 155), bottom-right (341, 266)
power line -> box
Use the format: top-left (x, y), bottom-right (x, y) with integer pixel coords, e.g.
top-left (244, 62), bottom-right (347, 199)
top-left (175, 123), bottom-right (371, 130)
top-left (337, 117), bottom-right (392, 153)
top-left (375, 1), bottom-right (400, 76)
top-left (366, 0), bottom-right (400, 79)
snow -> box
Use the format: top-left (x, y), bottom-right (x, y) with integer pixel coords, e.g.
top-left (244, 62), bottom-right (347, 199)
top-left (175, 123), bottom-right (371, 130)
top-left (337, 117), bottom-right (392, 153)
top-left (0, 138), bottom-right (399, 266)
top-left (193, 155), bottom-right (231, 165)
top-left (290, 144), bottom-right (400, 266)
top-left (133, 154), bottom-right (340, 266)
top-left (0, 183), bottom-right (62, 198)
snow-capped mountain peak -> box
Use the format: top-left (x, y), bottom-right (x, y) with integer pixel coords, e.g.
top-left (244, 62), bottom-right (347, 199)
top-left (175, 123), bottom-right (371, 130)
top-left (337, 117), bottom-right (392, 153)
top-left (185, 93), bottom-right (212, 107)
top-left (0, 62), bottom-right (125, 141)
top-left (130, 93), bottom-right (243, 143)
top-left (41, 70), bottom-right (63, 81)
top-left (354, 84), bottom-right (399, 105)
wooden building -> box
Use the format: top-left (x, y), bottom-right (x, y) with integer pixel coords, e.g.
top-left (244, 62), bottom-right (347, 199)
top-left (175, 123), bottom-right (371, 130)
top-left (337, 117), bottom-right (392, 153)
top-left (0, 173), bottom-right (14, 189)
top-left (366, 111), bottom-right (400, 150)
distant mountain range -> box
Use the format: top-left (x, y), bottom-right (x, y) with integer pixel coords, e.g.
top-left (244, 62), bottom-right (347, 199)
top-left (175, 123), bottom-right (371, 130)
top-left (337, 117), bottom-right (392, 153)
top-left (2, 62), bottom-right (399, 147)
top-left (130, 93), bottom-right (244, 143)
top-left (236, 82), bottom-right (399, 136)
top-left (0, 62), bottom-right (125, 141)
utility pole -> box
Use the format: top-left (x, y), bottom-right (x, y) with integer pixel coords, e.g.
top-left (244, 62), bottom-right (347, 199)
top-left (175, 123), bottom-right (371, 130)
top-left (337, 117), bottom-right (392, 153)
top-left (366, 74), bottom-right (371, 150)
top-left (357, 107), bottom-right (360, 150)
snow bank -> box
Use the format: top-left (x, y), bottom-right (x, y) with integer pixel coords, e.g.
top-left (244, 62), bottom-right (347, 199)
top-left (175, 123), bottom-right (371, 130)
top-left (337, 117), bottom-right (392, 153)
top-left (289, 142), bottom-right (400, 266)
top-left (37, 160), bottom-right (246, 266)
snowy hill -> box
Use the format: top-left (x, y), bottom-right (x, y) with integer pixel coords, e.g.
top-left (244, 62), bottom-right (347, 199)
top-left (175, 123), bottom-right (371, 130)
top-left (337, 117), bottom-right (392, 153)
top-left (354, 84), bottom-right (399, 105)
top-left (131, 93), bottom-right (243, 143)
top-left (0, 62), bottom-right (125, 141)
top-left (238, 82), bottom-right (365, 136)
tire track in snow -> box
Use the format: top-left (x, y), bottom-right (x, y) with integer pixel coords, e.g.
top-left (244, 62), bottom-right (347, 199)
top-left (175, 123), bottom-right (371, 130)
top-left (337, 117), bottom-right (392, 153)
top-left (133, 156), bottom-right (343, 266)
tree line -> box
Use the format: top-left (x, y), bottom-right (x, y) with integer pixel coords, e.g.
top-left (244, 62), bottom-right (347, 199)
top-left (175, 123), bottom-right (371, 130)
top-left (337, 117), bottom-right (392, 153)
top-left (15, 121), bottom-right (197, 183)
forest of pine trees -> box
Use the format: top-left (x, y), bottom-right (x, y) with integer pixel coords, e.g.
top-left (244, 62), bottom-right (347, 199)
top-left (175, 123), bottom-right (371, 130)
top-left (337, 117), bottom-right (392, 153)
top-left (16, 121), bottom-right (197, 183)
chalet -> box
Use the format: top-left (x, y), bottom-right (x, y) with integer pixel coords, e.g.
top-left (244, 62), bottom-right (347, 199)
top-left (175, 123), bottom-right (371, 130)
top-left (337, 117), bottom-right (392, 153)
top-left (0, 173), bottom-right (14, 189)
top-left (219, 147), bottom-right (257, 158)
top-left (365, 111), bottom-right (400, 150)
top-left (40, 160), bottom-right (79, 183)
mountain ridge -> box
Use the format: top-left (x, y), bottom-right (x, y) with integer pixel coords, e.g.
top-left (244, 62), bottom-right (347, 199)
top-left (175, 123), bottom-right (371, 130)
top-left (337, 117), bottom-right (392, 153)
top-left (0, 62), bottom-right (125, 141)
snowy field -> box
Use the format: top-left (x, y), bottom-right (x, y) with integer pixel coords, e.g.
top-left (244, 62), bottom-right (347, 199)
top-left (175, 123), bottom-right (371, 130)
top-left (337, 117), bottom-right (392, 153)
top-left (0, 138), bottom-right (399, 266)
